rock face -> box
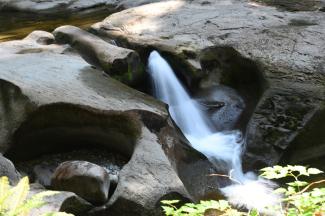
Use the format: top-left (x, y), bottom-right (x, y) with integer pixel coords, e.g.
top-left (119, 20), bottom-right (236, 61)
top-left (91, 0), bottom-right (325, 170)
top-left (53, 25), bottom-right (143, 86)
top-left (29, 183), bottom-right (93, 216)
top-left (51, 161), bottom-right (110, 205)
top-left (0, 31), bottom-right (221, 215)
top-left (0, 154), bottom-right (20, 184)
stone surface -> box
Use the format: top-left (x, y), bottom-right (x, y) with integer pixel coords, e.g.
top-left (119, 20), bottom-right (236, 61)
top-left (92, 127), bottom-right (190, 216)
top-left (0, 30), bottom-right (165, 156)
top-left (51, 161), bottom-right (110, 205)
top-left (28, 183), bottom-right (93, 216)
top-left (0, 32), bottom-right (221, 215)
top-left (23, 30), bottom-right (55, 45)
top-left (53, 25), bottom-right (143, 86)
top-left (91, 0), bottom-right (325, 170)
top-left (0, 154), bottom-right (20, 184)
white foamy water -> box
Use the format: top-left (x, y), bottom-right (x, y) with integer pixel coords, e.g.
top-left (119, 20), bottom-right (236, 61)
top-left (148, 51), bottom-right (280, 212)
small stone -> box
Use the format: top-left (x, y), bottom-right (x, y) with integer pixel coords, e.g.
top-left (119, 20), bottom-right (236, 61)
top-left (51, 161), bottom-right (110, 205)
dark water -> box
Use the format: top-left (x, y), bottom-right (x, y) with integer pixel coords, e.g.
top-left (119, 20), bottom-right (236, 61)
top-left (0, 9), bottom-right (111, 42)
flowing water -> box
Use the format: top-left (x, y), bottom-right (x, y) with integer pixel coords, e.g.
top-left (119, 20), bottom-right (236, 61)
top-left (148, 51), bottom-right (279, 211)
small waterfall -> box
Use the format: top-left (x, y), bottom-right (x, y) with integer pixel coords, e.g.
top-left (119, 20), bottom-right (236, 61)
top-left (148, 51), bottom-right (279, 211)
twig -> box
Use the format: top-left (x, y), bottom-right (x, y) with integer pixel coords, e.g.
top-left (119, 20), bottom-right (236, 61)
top-left (297, 179), bottom-right (325, 195)
top-left (209, 170), bottom-right (242, 185)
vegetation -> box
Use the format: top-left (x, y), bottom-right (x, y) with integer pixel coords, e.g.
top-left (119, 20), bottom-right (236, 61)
top-left (0, 176), bottom-right (73, 216)
top-left (162, 165), bottom-right (325, 216)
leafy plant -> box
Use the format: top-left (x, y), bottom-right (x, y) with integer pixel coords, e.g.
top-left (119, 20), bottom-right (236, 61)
top-left (161, 199), bottom-right (245, 216)
top-left (161, 165), bottom-right (325, 216)
top-left (260, 165), bottom-right (325, 216)
top-left (0, 176), bottom-right (74, 216)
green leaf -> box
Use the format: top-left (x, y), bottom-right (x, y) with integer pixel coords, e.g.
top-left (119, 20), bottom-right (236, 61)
top-left (274, 187), bottom-right (287, 194)
top-left (218, 200), bottom-right (229, 211)
top-left (161, 200), bottom-right (180, 205)
top-left (287, 181), bottom-right (309, 187)
top-left (290, 165), bottom-right (309, 176)
top-left (161, 206), bottom-right (175, 215)
top-left (307, 168), bottom-right (323, 175)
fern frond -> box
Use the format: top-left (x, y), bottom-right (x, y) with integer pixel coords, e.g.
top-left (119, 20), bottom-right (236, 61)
top-left (7, 177), bottom-right (29, 213)
top-left (9, 190), bottom-right (60, 216)
top-left (0, 176), bottom-right (10, 197)
top-left (0, 176), bottom-right (11, 211)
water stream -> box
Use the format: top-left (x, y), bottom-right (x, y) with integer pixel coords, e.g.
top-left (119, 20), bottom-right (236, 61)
top-left (148, 51), bottom-right (279, 211)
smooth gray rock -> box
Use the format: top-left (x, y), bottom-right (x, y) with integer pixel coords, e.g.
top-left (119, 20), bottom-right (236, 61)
top-left (0, 154), bottom-right (20, 184)
top-left (51, 161), bottom-right (110, 205)
top-left (0, 31), bottom-right (165, 155)
top-left (29, 183), bottom-right (93, 216)
top-left (92, 126), bottom-right (191, 216)
top-left (23, 30), bottom-right (55, 45)
top-left (53, 25), bottom-right (143, 86)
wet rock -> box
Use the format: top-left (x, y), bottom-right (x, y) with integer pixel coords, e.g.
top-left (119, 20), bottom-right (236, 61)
top-left (29, 183), bottom-right (93, 216)
top-left (92, 0), bottom-right (325, 170)
top-left (53, 25), bottom-right (143, 86)
top-left (0, 154), bottom-right (20, 184)
top-left (51, 161), bottom-right (110, 205)
top-left (195, 85), bottom-right (245, 131)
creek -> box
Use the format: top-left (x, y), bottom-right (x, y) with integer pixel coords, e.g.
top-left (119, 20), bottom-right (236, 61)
top-left (148, 50), bottom-right (279, 211)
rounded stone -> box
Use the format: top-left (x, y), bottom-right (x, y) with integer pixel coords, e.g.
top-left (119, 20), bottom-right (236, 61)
top-left (51, 160), bottom-right (110, 205)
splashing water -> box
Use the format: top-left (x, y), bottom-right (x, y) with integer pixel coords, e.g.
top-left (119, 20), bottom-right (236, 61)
top-left (148, 51), bottom-right (280, 212)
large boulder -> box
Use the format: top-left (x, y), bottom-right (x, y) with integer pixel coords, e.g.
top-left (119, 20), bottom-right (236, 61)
top-left (53, 25), bottom-right (143, 86)
top-left (91, 0), bottom-right (325, 170)
top-left (91, 127), bottom-right (190, 216)
top-left (51, 161), bottom-right (110, 205)
top-left (0, 30), bottom-right (164, 155)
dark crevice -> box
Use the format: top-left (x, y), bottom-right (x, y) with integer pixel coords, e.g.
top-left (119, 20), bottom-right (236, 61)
top-left (5, 102), bottom-right (141, 162)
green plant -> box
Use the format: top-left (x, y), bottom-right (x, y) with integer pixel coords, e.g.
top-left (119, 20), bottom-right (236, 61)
top-left (161, 165), bottom-right (325, 216)
top-left (0, 176), bottom-right (73, 216)
top-left (261, 165), bottom-right (325, 216)
top-left (161, 200), bottom-right (246, 216)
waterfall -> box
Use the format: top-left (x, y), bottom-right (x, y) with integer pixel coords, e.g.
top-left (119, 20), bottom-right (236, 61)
top-left (148, 51), bottom-right (279, 211)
